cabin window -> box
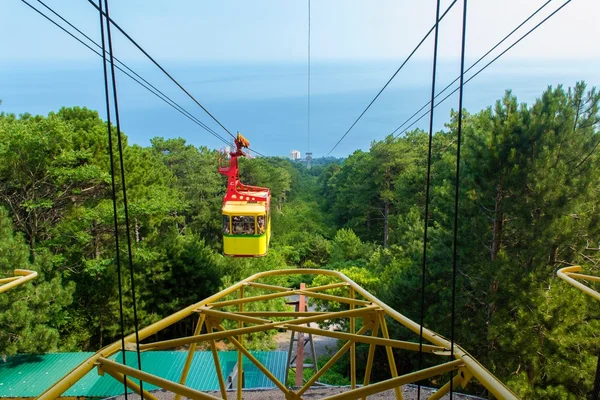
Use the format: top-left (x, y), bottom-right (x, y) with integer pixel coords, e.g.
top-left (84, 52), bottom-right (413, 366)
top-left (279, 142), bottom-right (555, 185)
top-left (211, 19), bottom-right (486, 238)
top-left (223, 215), bottom-right (231, 234)
top-left (232, 216), bottom-right (256, 235)
top-left (257, 215), bottom-right (266, 234)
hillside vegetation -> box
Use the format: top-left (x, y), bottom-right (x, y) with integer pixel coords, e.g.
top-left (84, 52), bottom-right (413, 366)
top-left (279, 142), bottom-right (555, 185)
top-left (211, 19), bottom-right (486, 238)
top-left (0, 82), bottom-right (599, 398)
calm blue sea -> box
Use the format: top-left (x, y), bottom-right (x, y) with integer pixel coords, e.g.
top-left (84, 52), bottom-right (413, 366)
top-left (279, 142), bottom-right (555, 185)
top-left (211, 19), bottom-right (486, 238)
top-left (1, 59), bottom-right (598, 157)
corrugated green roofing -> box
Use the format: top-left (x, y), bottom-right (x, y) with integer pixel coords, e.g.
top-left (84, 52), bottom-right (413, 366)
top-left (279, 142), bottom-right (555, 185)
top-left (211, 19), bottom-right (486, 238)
top-left (63, 351), bottom-right (220, 397)
top-left (0, 353), bottom-right (93, 398)
top-left (0, 351), bottom-right (287, 398)
top-left (219, 351), bottom-right (288, 389)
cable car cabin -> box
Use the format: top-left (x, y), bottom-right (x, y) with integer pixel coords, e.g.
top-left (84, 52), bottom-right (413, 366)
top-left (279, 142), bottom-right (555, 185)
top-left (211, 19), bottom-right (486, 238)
top-left (218, 133), bottom-right (271, 257)
top-left (222, 200), bottom-right (271, 257)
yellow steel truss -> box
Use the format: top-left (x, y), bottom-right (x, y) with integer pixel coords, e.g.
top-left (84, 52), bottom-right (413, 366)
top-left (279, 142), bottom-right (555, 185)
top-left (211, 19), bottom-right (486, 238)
top-left (558, 265), bottom-right (600, 301)
top-left (0, 269), bottom-right (37, 294)
top-left (38, 269), bottom-right (518, 400)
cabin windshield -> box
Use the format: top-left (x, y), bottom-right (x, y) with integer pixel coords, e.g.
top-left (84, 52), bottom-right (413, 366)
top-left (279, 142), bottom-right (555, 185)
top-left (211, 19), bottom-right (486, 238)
top-left (257, 215), bottom-right (266, 234)
top-left (222, 215), bottom-right (231, 234)
top-left (232, 216), bottom-right (256, 235)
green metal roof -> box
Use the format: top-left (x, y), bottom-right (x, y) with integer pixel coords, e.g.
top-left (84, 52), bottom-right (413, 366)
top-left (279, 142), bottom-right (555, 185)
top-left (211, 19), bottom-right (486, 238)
top-left (219, 351), bottom-right (288, 389)
top-left (0, 353), bottom-right (93, 398)
top-left (0, 351), bottom-right (287, 398)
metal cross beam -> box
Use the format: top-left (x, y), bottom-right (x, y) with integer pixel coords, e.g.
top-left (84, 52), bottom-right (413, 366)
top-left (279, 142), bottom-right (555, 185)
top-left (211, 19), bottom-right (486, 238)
top-left (0, 269), bottom-right (37, 294)
top-left (38, 268), bottom-right (518, 400)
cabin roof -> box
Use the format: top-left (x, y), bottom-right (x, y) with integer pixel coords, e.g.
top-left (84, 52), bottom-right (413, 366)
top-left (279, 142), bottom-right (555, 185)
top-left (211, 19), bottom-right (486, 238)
top-left (223, 201), bottom-right (267, 215)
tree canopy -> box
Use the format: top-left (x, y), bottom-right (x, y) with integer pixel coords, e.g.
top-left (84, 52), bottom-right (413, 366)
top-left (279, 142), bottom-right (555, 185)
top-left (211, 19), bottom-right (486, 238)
top-left (0, 83), bottom-right (598, 398)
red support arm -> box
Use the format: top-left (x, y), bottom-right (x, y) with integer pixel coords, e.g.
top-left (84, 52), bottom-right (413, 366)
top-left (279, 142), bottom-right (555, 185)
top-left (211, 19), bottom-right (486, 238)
top-left (218, 134), bottom-right (270, 204)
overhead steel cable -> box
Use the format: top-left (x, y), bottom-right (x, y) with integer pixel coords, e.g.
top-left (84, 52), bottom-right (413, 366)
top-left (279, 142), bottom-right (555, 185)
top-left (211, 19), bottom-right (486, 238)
top-left (24, 0), bottom-right (270, 158)
top-left (35, 0), bottom-right (232, 146)
top-left (325, 0), bottom-right (458, 156)
top-left (21, 0), bottom-right (232, 147)
top-left (594, 352), bottom-right (600, 400)
top-left (417, 0), bottom-right (442, 399)
top-left (307, 0), bottom-right (311, 156)
top-left (391, 0), bottom-right (554, 137)
top-left (87, 0), bottom-right (236, 141)
top-left (394, 0), bottom-right (572, 138)
top-left (450, 0), bottom-right (468, 399)
top-left (101, 0), bottom-right (144, 395)
top-left (97, 0), bottom-right (128, 396)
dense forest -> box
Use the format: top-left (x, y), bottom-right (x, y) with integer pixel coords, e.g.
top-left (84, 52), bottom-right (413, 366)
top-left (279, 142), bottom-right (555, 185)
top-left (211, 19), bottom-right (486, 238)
top-left (1, 82), bottom-right (599, 399)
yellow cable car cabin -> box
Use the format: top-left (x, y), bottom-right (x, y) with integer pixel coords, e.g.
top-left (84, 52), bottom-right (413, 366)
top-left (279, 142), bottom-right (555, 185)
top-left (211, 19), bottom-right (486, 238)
top-left (218, 134), bottom-right (271, 257)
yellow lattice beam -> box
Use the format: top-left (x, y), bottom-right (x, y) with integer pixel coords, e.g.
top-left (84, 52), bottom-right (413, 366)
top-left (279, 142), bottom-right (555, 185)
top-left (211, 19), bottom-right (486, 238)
top-left (558, 266), bottom-right (600, 301)
top-left (38, 268), bottom-right (518, 400)
top-left (0, 269), bottom-right (37, 294)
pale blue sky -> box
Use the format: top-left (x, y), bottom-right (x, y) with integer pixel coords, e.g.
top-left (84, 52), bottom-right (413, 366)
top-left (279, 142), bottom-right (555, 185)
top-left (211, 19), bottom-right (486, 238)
top-left (1, 0), bottom-right (599, 157)
top-left (1, 0), bottom-right (599, 63)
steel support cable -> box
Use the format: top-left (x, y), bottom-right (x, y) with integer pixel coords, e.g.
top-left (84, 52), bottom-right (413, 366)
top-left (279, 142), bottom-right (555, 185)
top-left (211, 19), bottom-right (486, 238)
top-left (307, 0), bottom-right (311, 155)
top-left (102, 0), bottom-right (144, 396)
top-left (24, 1), bottom-right (269, 157)
top-left (35, 0), bottom-right (186, 113)
top-left (417, 1), bottom-right (442, 399)
top-left (97, 0), bottom-right (128, 396)
top-left (407, 2), bottom-right (578, 398)
top-left (391, 0), bottom-right (553, 137)
top-left (450, 1), bottom-right (468, 399)
top-left (35, 0), bottom-right (233, 146)
top-left (393, 0), bottom-right (570, 138)
top-left (594, 355), bottom-right (600, 400)
top-left (325, 0), bottom-right (458, 157)
top-left (21, 0), bottom-right (232, 147)
top-left (86, 0), bottom-right (235, 141)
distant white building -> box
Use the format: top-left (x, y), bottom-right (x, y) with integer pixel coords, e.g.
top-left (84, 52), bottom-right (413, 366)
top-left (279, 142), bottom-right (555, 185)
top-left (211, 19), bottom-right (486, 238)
top-left (290, 150), bottom-right (301, 161)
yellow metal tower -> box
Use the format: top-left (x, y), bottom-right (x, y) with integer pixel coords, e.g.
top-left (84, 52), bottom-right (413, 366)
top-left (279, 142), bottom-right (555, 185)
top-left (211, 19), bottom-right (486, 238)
top-left (39, 269), bottom-right (518, 400)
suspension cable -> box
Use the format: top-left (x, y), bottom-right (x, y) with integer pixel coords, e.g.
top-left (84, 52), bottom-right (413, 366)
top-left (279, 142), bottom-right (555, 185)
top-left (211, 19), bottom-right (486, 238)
top-left (325, 0), bottom-right (458, 156)
top-left (307, 0), bottom-right (311, 156)
top-left (450, 1), bottom-right (468, 398)
top-left (390, 0), bottom-right (553, 137)
top-left (594, 354), bottom-right (600, 400)
top-left (97, 0), bottom-right (128, 396)
top-left (102, 0), bottom-right (144, 396)
top-left (417, 1), bottom-right (442, 399)
top-left (21, 0), bottom-right (231, 146)
top-left (87, 0), bottom-right (235, 141)
top-left (22, 0), bottom-right (268, 157)
top-left (393, 0), bottom-right (571, 138)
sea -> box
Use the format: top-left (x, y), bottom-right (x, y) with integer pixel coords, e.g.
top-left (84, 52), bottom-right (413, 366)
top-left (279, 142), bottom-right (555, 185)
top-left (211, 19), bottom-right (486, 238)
top-left (0, 58), bottom-right (598, 158)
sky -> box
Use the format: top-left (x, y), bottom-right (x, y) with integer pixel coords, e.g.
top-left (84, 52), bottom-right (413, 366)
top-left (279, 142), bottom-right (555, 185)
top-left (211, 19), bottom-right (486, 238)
top-left (1, 0), bottom-right (599, 157)
top-left (1, 0), bottom-right (599, 64)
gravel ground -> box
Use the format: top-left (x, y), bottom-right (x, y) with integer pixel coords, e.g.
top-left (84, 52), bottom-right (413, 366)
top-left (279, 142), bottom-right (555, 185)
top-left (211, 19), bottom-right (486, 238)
top-left (274, 295), bottom-right (339, 360)
top-left (112, 385), bottom-right (483, 399)
top-left (273, 328), bottom-right (337, 360)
